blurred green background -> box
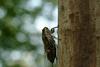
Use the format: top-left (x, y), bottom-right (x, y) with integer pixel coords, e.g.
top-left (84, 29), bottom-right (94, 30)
top-left (0, 0), bottom-right (58, 67)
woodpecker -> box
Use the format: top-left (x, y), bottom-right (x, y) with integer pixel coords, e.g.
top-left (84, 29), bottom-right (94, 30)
top-left (42, 27), bottom-right (56, 65)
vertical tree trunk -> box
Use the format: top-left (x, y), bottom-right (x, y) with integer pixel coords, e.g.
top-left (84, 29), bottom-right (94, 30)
top-left (95, 0), bottom-right (100, 67)
top-left (58, 0), bottom-right (96, 67)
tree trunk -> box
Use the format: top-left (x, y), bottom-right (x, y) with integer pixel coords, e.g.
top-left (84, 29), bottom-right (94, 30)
top-left (58, 0), bottom-right (96, 67)
top-left (95, 0), bottom-right (100, 67)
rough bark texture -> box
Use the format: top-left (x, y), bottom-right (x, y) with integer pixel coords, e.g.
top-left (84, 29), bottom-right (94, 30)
top-left (96, 0), bottom-right (100, 67)
top-left (96, 36), bottom-right (100, 67)
top-left (58, 0), bottom-right (96, 67)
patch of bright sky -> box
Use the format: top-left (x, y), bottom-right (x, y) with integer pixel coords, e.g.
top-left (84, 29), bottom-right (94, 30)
top-left (1, 51), bottom-right (11, 62)
top-left (0, 7), bottom-right (6, 19)
top-left (22, 52), bottom-right (37, 67)
top-left (21, 0), bottom-right (42, 11)
top-left (42, 3), bottom-right (53, 17)
top-left (10, 51), bottom-right (22, 60)
top-left (0, 63), bottom-right (2, 67)
top-left (9, 51), bottom-right (37, 67)
top-left (30, 35), bottom-right (41, 45)
top-left (21, 14), bottom-right (37, 33)
top-left (53, 7), bottom-right (58, 22)
top-left (16, 32), bottom-right (27, 43)
top-left (35, 7), bottom-right (58, 32)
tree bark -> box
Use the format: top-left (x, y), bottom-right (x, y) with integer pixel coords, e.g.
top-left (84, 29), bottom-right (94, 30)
top-left (58, 0), bottom-right (96, 67)
top-left (95, 0), bottom-right (100, 67)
